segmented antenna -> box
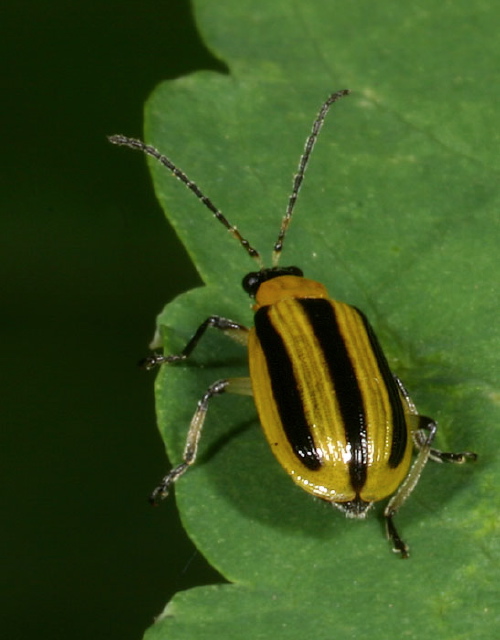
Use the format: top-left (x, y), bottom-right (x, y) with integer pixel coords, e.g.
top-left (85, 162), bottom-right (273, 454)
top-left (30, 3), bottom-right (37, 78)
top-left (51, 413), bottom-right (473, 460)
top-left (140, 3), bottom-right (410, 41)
top-left (108, 134), bottom-right (263, 267)
top-left (109, 89), bottom-right (350, 270)
top-left (272, 89), bottom-right (351, 266)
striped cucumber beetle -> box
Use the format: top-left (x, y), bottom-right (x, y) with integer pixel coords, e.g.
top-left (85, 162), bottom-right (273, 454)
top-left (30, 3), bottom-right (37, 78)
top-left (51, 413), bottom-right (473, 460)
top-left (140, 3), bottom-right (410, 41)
top-left (109, 89), bottom-right (477, 558)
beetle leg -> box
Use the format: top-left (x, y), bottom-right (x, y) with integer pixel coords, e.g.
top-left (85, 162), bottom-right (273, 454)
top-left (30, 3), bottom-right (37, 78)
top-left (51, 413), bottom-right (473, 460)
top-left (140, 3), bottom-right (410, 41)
top-left (428, 449), bottom-right (478, 463)
top-left (385, 513), bottom-right (410, 559)
top-left (140, 316), bottom-right (249, 369)
top-left (396, 374), bottom-right (478, 465)
top-left (414, 419), bottom-right (478, 464)
top-left (383, 416), bottom-right (435, 558)
top-left (385, 414), bottom-right (477, 557)
top-left (149, 376), bottom-right (253, 505)
top-left (393, 375), bottom-right (418, 415)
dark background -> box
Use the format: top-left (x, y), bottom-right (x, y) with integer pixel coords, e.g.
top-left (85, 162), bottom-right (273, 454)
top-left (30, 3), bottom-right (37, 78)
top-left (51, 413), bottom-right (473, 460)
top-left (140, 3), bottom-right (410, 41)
top-left (2, 2), bottom-right (225, 638)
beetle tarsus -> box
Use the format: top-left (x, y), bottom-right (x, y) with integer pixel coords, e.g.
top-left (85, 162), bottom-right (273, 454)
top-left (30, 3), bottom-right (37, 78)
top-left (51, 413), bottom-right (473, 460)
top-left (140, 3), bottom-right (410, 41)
top-left (385, 511), bottom-right (410, 559)
top-left (149, 462), bottom-right (191, 505)
top-left (139, 352), bottom-right (186, 370)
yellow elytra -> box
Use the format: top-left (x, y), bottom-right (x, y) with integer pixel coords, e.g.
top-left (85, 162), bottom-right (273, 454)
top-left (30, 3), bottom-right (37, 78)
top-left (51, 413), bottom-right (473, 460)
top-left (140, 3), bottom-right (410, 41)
top-left (248, 275), bottom-right (414, 505)
top-left (109, 90), bottom-right (476, 557)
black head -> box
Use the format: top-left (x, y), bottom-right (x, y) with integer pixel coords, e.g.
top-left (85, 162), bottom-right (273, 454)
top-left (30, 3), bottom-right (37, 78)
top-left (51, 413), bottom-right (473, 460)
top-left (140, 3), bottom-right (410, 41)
top-left (242, 266), bottom-right (304, 297)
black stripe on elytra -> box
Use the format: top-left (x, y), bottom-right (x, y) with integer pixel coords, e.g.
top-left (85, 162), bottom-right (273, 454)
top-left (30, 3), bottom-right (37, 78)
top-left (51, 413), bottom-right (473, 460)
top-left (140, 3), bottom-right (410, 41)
top-left (298, 298), bottom-right (368, 492)
top-left (254, 306), bottom-right (321, 470)
top-left (355, 308), bottom-right (408, 468)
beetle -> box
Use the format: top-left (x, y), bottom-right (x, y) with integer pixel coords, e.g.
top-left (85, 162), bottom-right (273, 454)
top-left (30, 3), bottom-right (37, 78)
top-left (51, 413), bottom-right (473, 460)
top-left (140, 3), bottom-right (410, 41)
top-left (109, 89), bottom-right (477, 557)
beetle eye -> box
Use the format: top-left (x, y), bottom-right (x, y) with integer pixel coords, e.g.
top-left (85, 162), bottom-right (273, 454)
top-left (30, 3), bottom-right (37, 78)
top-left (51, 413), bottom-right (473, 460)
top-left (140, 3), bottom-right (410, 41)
top-left (242, 272), bottom-right (261, 297)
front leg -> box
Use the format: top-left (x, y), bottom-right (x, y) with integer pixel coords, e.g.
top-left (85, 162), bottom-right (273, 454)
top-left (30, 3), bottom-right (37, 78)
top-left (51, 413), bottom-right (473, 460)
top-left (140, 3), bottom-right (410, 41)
top-left (140, 315), bottom-right (249, 369)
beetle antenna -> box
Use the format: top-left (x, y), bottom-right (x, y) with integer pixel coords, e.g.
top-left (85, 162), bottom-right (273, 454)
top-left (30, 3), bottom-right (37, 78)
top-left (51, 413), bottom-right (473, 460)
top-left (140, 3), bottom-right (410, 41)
top-left (108, 134), bottom-right (263, 267)
top-left (272, 89), bottom-right (351, 266)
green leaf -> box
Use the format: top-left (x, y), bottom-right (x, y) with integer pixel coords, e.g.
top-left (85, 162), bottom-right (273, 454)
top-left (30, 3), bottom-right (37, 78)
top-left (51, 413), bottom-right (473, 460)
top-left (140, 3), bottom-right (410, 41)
top-left (142, 1), bottom-right (499, 638)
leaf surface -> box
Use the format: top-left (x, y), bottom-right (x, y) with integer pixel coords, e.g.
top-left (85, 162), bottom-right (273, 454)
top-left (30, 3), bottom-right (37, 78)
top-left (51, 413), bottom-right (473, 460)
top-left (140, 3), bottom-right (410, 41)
top-left (142, 1), bottom-right (499, 637)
